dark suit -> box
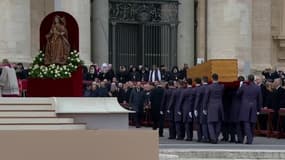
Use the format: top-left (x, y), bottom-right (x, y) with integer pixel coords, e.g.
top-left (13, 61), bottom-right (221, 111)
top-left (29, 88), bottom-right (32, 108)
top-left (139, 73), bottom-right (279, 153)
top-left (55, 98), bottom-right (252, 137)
top-left (237, 82), bottom-right (262, 144)
top-left (160, 88), bottom-right (172, 137)
top-left (272, 86), bottom-right (285, 130)
top-left (168, 88), bottom-right (184, 139)
top-left (150, 86), bottom-right (165, 130)
top-left (194, 84), bottom-right (209, 141)
top-left (203, 82), bottom-right (224, 143)
top-left (96, 87), bottom-right (109, 97)
top-left (129, 88), bottom-right (146, 128)
top-left (229, 88), bottom-right (244, 142)
top-left (179, 87), bottom-right (196, 140)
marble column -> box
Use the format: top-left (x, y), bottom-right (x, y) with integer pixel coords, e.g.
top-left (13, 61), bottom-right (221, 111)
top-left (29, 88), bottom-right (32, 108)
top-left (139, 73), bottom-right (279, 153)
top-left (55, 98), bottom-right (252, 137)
top-left (252, 0), bottom-right (272, 71)
top-left (0, 0), bottom-right (31, 63)
top-left (196, 0), bottom-right (206, 62)
top-left (91, 0), bottom-right (109, 65)
top-left (54, 0), bottom-right (91, 64)
top-left (207, 0), bottom-right (252, 75)
top-left (30, 0), bottom-right (54, 59)
top-left (177, 0), bottom-right (195, 67)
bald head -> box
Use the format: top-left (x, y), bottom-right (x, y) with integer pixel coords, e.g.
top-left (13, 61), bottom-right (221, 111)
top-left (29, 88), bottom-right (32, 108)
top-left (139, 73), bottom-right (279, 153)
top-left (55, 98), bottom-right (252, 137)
top-left (254, 75), bottom-right (262, 85)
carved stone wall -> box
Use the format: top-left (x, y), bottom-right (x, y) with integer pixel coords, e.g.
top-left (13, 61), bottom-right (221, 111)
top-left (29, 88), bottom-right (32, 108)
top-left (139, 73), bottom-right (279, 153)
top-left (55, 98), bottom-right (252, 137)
top-left (272, 0), bottom-right (285, 70)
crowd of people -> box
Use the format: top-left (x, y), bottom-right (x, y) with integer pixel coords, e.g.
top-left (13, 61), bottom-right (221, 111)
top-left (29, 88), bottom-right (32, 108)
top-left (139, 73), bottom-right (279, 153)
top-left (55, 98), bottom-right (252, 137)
top-left (12, 61), bottom-right (285, 144)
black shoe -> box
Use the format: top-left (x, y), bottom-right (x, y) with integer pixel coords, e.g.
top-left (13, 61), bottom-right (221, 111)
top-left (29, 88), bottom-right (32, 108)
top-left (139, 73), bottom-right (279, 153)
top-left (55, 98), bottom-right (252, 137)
top-left (176, 137), bottom-right (184, 140)
top-left (229, 139), bottom-right (236, 143)
top-left (168, 137), bottom-right (175, 140)
top-left (185, 138), bottom-right (192, 141)
top-left (201, 139), bottom-right (210, 143)
top-left (159, 135), bottom-right (164, 137)
top-left (211, 140), bottom-right (218, 144)
top-left (236, 141), bottom-right (243, 144)
top-left (245, 142), bottom-right (252, 145)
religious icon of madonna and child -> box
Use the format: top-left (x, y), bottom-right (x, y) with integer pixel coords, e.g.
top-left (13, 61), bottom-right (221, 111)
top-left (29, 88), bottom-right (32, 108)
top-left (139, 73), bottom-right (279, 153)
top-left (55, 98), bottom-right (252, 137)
top-left (44, 15), bottom-right (71, 65)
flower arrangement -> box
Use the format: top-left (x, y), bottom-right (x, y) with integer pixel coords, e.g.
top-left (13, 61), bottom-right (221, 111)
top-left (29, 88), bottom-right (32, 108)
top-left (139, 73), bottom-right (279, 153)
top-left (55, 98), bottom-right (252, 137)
top-left (29, 50), bottom-right (83, 79)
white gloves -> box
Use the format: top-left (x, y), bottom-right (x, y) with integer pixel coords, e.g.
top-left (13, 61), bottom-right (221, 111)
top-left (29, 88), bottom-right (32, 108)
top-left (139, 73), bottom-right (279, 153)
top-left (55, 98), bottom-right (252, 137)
top-left (177, 112), bottom-right (182, 115)
top-left (194, 110), bottom-right (198, 117)
top-left (203, 110), bottom-right (207, 115)
top-left (257, 112), bottom-right (260, 115)
top-left (167, 110), bottom-right (170, 113)
top-left (189, 112), bottom-right (192, 118)
top-left (239, 81), bottom-right (243, 87)
top-left (160, 111), bottom-right (164, 115)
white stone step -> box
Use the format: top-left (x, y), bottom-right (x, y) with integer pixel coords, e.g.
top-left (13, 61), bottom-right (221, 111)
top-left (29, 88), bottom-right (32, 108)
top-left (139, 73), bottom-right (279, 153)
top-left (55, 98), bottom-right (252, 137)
top-left (0, 111), bottom-right (56, 117)
top-left (0, 118), bottom-right (74, 124)
top-left (0, 124), bottom-right (86, 130)
top-left (159, 149), bottom-right (285, 160)
top-left (0, 105), bottom-right (54, 111)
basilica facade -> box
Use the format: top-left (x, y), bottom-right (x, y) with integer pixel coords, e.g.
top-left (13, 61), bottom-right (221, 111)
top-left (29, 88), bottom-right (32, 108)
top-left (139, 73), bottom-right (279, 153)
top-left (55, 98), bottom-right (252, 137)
top-left (1, 0), bottom-right (285, 75)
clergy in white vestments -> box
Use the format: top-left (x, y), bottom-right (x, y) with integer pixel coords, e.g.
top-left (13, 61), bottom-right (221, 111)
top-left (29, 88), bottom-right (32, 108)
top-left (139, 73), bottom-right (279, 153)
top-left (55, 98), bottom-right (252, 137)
top-left (0, 59), bottom-right (19, 97)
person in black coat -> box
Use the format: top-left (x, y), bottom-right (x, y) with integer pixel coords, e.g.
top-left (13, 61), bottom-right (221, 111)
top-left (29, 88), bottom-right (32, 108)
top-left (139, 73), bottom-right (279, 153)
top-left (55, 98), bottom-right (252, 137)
top-left (85, 65), bottom-right (97, 81)
top-left (165, 81), bottom-right (177, 139)
top-left (129, 82), bottom-right (146, 128)
top-left (159, 82), bottom-right (171, 137)
top-left (272, 78), bottom-right (285, 130)
top-left (96, 82), bottom-right (109, 97)
top-left (129, 67), bottom-right (141, 82)
top-left (150, 82), bottom-right (165, 130)
top-left (140, 67), bottom-right (149, 82)
top-left (160, 65), bottom-right (170, 82)
top-left (169, 66), bottom-right (182, 81)
top-left (116, 65), bottom-right (129, 83)
top-left (116, 83), bottom-right (126, 104)
top-left (262, 68), bottom-right (280, 81)
top-left (15, 63), bottom-right (28, 79)
top-left (89, 82), bottom-right (99, 97)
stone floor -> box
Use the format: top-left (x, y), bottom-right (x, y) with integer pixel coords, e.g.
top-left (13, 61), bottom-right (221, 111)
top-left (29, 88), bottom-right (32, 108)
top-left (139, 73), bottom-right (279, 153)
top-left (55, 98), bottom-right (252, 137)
top-left (131, 127), bottom-right (285, 160)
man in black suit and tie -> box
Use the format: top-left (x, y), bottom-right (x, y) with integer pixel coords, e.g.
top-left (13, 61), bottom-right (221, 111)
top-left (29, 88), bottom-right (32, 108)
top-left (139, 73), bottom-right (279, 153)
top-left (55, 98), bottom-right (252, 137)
top-left (149, 65), bottom-right (162, 82)
top-left (272, 78), bottom-right (285, 130)
top-left (129, 82), bottom-right (146, 128)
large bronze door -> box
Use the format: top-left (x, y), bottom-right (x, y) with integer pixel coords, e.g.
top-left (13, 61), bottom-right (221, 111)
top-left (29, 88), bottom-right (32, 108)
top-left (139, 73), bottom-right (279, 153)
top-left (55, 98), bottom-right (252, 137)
top-left (109, 0), bottom-right (178, 70)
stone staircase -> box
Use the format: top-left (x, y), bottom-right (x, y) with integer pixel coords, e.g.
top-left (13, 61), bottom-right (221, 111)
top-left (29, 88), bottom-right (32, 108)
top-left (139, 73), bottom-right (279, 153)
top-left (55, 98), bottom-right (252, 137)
top-left (0, 98), bottom-right (86, 130)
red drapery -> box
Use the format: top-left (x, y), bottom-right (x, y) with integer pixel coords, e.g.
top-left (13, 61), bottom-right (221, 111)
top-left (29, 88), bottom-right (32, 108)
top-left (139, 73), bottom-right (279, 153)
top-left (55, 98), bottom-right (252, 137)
top-left (27, 67), bottom-right (83, 97)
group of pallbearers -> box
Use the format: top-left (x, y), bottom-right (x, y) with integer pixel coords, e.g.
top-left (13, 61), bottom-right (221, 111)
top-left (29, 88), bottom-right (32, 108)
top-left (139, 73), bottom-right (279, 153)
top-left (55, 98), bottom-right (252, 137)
top-left (143, 73), bottom-right (262, 144)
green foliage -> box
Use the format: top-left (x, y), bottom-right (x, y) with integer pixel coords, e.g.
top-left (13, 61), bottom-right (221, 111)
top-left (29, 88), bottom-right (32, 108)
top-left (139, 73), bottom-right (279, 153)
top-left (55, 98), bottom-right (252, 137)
top-left (29, 50), bottom-right (83, 79)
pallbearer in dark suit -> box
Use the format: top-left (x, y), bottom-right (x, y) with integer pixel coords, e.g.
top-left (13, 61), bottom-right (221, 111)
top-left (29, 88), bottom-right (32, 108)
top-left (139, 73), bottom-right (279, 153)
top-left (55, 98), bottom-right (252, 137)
top-left (165, 81), bottom-right (176, 139)
top-left (204, 73), bottom-right (224, 144)
top-left (168, 81), bottom-right (184, 140)
top-left (237, 74), bottom-right (262, 144)
top-left (194, 77), bottom-right (209, 142)
top-left (229, 76), bottom-right (245, 143)
top-left (178, 78), bottom-right (196, 141)
top-left (159, 82), bottom-right (171, 137)
top-left (150, 82), bottom-right (165, 130)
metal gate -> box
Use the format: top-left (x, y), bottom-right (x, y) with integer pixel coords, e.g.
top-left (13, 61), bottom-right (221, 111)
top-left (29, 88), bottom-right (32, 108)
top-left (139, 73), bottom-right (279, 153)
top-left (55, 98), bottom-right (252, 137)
top-left (109, 0), bottom-right (178, 70)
